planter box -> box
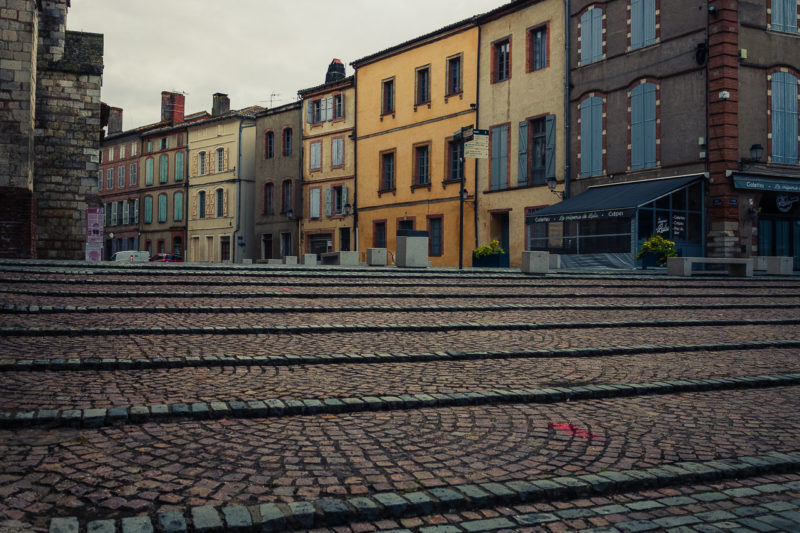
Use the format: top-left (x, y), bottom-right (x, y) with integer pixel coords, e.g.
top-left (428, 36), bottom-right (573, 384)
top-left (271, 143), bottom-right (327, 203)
top-left (472, 252), bottom-right (509, 268)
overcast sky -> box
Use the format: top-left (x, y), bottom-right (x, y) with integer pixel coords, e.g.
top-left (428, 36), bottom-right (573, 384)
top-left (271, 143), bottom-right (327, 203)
top-left (68, 0), bottom-right (511, 131)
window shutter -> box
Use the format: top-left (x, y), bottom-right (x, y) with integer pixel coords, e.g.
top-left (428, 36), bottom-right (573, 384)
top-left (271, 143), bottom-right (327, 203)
top-left (518, 121), bottom-right (528, 186)
top-left (341, 184), bottom-right (348, 209)
top-left (123, 200), bottom-right (129, 225)
top-left (223, 189), bottom-right (229, 217)
top-left (643, 0), bottom-right (656, 46)
top-left (206, 152), bottom-right (211, 175)
top-left (545, 114), bottom-right (556, 180)
top-left (320, 98), bottom-right (328, 122)
top-left (134, 198), bottom-right (139, 224)
top-left (191, 153), bottom-right (197, 177)
top-left (207, 190), bottom-right (214, 216)
top-left (591, 98), bottom-right (603, 175)
top-left (210, 151), bottom-right (216, 174)
top-left (644, 84), bottom-right (657, 168)
top-left (306, 100), bottom-right (313, 123)
top-left (192, 193), bottom-right (197, 219)
top-left (224, 148), bottom-right (229, 171)
top-left (111, 202), bottom-right (118, 226)
top-left (631, 0), bottom-right (643, 49)
top-left (326, 96), bottom-right (334, 121)
top-left (631, 86), bottom-right (644, 169)
top-left (580, 102), bottom-right (591, 177)
top-left (324, 186), bottom-right (332, 217)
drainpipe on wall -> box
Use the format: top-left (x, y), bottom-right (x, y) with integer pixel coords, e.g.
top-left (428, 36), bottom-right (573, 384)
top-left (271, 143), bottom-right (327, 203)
top-left (473, 23), bottom-right (482, 251)
top-left (183, 130), bottom-right (189, 261)
top-left (353, 74), bottom-right (359, 255)
top-left (234, 117), bottom-right (256, 264)
top-left (563, 0), bottom-right (571, 199)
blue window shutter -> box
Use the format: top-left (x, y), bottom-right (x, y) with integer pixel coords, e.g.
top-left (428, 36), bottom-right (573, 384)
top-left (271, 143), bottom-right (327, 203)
top-left (591, 98), bottom-right (603, 175)
top-left (643, 0), bottom-right (656, 45)
top-left (491, 126), bottom-right (501, 189)
top-left (631, 0), bottom-right (643, 49)
top-left (581, 10), bottom-right (594, 63)
top-left (545, 114), bottom-right (556, 180)
top-left (306, 101), bottom-right (313, 123)
top-left (518, 121), bottom-right (528, 186)
top-left (772, 72), bottom-right (798, 163)
top-left (592, 9), bottom-right (603, 62)
top-left (631, 85), bottom-right (644, 169)
top-left (644, 84), bottom-right (657, 168)
top-left (324, 187), bottom-right (332, 217)
top-left (580, 101), bottom-right (592, 177)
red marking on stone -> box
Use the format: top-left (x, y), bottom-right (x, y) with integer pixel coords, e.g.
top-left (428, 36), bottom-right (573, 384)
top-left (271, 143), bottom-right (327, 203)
top-left (280, 287), bottom-right (295, 292)
top-left (548, 423), bottom-right (602, 440)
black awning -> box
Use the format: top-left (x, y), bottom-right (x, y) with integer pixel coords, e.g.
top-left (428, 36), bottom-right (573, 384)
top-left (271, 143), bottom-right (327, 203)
top-left (528, 175), bottom-right (705, 223)
top-left (733, 173), bottom-right (800, 193)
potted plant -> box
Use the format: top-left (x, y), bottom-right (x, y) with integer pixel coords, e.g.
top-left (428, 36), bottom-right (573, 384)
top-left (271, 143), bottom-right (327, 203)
top-left (472, 239), bottom-right (509, 268)
top-left (636, 235), bottom-right (678, 268)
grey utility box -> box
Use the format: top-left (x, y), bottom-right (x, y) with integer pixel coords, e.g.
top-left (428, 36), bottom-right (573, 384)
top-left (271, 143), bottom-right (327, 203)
top-left (396, 229), bottom-right (429, 268)
top-left (367, 248), bottom-right (387, 266)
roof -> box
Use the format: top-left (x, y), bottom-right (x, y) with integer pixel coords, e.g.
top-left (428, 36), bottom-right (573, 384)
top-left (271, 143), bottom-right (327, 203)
top-left (529, 174), bottom-right (706, 222)
top-left (298, 75), bottom-right (355, 98)
top-left (254, 100), bottom-right (302, 118)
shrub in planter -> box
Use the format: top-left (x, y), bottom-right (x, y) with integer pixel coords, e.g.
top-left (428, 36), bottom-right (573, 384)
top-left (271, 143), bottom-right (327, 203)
top-left (636, 235), bottom-right (677, 267)
top-left (472, 240), bottom-right (509, 267)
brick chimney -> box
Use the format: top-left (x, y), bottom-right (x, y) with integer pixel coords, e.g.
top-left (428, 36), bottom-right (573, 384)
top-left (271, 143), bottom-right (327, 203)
top-left (326, 58), bottom-right (346, 83)
top-left (212, 93), bottom-right (230, 116)
top-left (107, 107), bottom-right (123, 134)
top-left (160, 91), bottom-right (185, 124)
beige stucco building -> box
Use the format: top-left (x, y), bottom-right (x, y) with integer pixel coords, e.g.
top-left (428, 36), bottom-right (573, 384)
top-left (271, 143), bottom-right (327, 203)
top-left (186, 94), bottom-right (260, 263)
top-left (476, 0), bottom-right (566, 268)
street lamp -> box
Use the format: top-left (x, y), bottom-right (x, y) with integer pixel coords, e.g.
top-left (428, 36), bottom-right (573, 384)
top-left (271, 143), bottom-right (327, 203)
top-left (343, 203), bottom-right (352, 216)
top-left (454, 125), bottom-right (474, 270)
top-left (286, 207), bottom-right (294, 220)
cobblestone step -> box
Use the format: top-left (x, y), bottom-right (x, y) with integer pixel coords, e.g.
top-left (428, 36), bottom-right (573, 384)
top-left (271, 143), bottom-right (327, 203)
top-left (5, 372), bottom-right (799, 428)
top-left (2, 317), bottom-right (798, 337)
top-left (2, 339), bottom-right (798, 372)
top-left (47, 451), bottom-right (800, 533)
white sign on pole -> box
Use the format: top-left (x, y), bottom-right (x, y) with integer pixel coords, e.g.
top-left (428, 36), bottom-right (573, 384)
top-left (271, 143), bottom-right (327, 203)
top-left (464, 129), bottom-right (489, 159)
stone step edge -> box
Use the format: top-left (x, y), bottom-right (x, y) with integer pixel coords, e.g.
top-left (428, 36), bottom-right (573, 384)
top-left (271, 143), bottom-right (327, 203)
top-left (2, 339), bottom-right (798, 373)
top-left (4, 301), bottom-right (799, 315)
top-left (48, 450), bottom-right (800, 533)
top-left (8, 372), bottom-right (800, 429)
top-left (2, 317), bottom-right (798, 338)
top-left (5, 287), bottom-right (800, 300)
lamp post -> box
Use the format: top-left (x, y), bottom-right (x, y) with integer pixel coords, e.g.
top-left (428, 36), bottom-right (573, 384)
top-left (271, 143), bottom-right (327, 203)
top-left (455, 125), bottom-right (474, 270)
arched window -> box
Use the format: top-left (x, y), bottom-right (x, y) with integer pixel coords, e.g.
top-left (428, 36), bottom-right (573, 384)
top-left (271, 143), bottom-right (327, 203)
top-left (198, 151), bottom-right (207, 175)
top-left (175, 151), bottom-right (184, 181)
top-left (216, 147), bottom-right (225, 172)
top-left (158, 193), bottom-right (167, 222)
top-left (264, 182), bottom-right (274, 215)
top-left (198, 191), bottom-right (206, 219)
top-left (216, 188), bottom-right (224, 217)
top-left (281, 180), bottom-right (292, 214)
top-left (265, 131), bottom-right (274, 159)
top-left (174, 192), bottom-right (184, 221)
top-left (159, 154), bottom-right (169, 183)
top-left (283, 128), bottom-right (293, 156)
top-left (144, 196), bottom-right (153, 224)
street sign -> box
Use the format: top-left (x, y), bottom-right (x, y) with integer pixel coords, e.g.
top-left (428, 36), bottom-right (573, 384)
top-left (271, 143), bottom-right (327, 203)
top-left (464, 129), bottom-right (488, 159)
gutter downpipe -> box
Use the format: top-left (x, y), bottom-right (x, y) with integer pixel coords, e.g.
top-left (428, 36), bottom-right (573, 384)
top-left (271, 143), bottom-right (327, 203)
top-left (474, 21), bottom-right (481, 254)
top-left (353, 74), bottom-right (359, 256)
top-left (564, 0), bottom-right (571, 199)
top-left (234, 116), bottom-right (256, 264)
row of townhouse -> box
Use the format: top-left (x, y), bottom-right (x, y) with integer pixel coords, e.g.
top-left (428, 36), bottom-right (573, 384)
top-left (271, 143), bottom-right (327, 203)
top-left (99, 0), bottom-right (800, 269)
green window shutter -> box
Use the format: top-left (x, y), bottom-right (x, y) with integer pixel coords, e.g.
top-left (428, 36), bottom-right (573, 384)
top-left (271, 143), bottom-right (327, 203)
top-left (518, 121), bottom-right (528, 186)
top-left (145, 159), bottom-right (153, 185)
top-left (545, 114), bottom-right (556, 180)
top-left (306, 100), bottom-right (313, 123)
top-left (324, 187), bottom-right (332, 217)
top-left (341, 184), bottom-right (348, 210)
top-left (144, 197), bottom-right (152, 224)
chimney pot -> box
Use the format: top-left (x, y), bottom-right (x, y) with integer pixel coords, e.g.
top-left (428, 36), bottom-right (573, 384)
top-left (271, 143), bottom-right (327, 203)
top-left (212, 93), bottom-right (230, 116)
top-left (108, 107), bottom-right (123, 134)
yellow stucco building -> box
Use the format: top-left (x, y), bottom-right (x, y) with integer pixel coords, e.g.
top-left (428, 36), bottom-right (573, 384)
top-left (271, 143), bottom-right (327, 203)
top-left (476, 0), bottom-right (566, 268)
top-left (352, 20), bottom-right (479, 267)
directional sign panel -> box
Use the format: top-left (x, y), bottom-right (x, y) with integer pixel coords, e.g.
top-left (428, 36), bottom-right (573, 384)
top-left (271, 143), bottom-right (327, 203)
top-left (464, 129), bottom-right (488, 159)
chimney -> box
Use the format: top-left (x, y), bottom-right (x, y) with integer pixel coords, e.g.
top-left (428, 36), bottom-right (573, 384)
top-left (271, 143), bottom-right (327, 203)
top-left (160, 91), bottom-right (185, 124)
top-left (212, 93), bottom-right (230, 116)
top-left (107, 107), bottom-right (123, 134)
top-left (325, 58), bottom-right (346, 84)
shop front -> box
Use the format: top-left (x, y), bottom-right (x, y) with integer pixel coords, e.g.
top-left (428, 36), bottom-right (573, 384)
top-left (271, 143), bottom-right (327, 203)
top-left (527, 175), bottom-right (706, 269)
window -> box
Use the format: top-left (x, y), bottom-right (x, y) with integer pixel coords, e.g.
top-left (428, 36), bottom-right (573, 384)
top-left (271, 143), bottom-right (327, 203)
top-left (130, 199), bottom-right (138, 225)
top-left (414, 144), bottom-right (430, 186)
top-left (110, 201), bottom-right (117, 226)
top-left (98, 169), bottom-right (102, 190)
top-left (490, 124), bottom-right (509, 190)
top-left (308, 98), bottom-right (323, 123)
top-left (528, 24), bottom-right (548, 71)
top-left (131, 142), bottom-right (138, 156)
top-left (160, 137), bottom-right (168, 150)
top-left (177, 135), bottom-right (184, 147)
top-left (264, 183), bottom-right (274, 215)
top-left (198, 151), bottom-right (207, 175)
top-left (109, 147), bottom-right (114, 161)
top-left (265, 131), bottom-right (274, 159)
top-left (175, 152), bottom-right (184, 181)
top-left (129, 162), bottom-right (137, 185)
top-left (147, 141), bottom-right (153, 153)
top-left (374, 221), bottom-right (387, 248)
top-left (448, 139), bottom-right (464, 182)
top-left (144, 196), bottom-right (153, 224)
top-left (310, 141), bottom-right (322, 171)
top-left (173, 236), bottom-right (182, 258)
top-left (630, 82), bottom-right (658, 170)
top-left (447, 55), bottom-right (462, 96)
top-left (416, 66), bottom-right (430, 105)
top-left (326, 185), bottom-right (347, 216)
top-left (118, 166), bottom-right (125, 187)
top-left (198, 191), bottom-right (206, 219)
top-left (428, 217), bottom-right (443, 257)
top-left (145, 159), bottom-right (153, 185)
top-left (174, 192), bottom-right (184, 222)
top-left (310, 187), bottom-right (321, 219)
top-left (216, 188), bottom-right (224, 217)
top-left (519, 116), bottom-right (554, 186)
top-left (333, 93), bottom-right (344, 119)
top-left (158, 193), bottom-right (167, 223)
top-left (283, 128), bottom-right (293, 156)
top-left (493, 38), bottom-right (511, 82)
top-left (381, 151), bottom-right (395, 191)
top-left (120, 145), bottom-right (125, 159)
top-left (630, 0), bottom-right (657, 50)
top-left (580, 96), bottom-right (604, 177)
top-left (122, 200), bottom-right (129, 225)
top-left (332, 137), bottom-right (345, 168)
top-left (160, 154), bottom-right (169, 183)
top-left (771, 71), bottom-right (799, 164)
top-left (580, 7), bottom-right (604, 65)
top-left (216, 148), bottom-right (225, 172)
top-left (116, 201), bottom-right (123, 226)
top-left (281, 180), bottom-right (292, 214)
top-left (382, 78), bottom-right (395, 115)
top-left (106, 168), bottom-right (114, 189)
top-left (772, 0), bottom-right (799, 32)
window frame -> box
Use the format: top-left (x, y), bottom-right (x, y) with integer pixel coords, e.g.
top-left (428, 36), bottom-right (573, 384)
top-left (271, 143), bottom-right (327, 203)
top-left (175, 151), bottom-right (184, 181)
top-left (174, 191), bottom-right (184, 222)
top-left (527, 22), bottom-right (550, 72)
top-left (769, 69), bottom-right (800, 164)
top-left (264, 182), bottom-right (274, 215)
top-left (769, 0), bottom-right (800, 33)
top-left (106, 168), bottom-right (114, 189)
top-left (629, 80), bottom-right (659, 171)
top-left (382, 77), bottom-right (395, 115)
top-left (198, 191), bottom-right (206, 219)
top-left (413, 142), bottom-right (431, 187)
top-left (446, 54), bottom-right (463, 97)
top-left (309, 186), bottom-right (322, 219)
top-left (265, 131), bottom-right (275, 159)
top-left (310, 140), bottom-right (323, 171)
top-left (492, 37), bottom-right (512, 83)
top-left (331, 136), bottom-right (345, 169)
top-left (216, 148), bottom-right (225, 172)
top-left (160, 154), bottom-right (169, 183)
top-left (216, 188), bottom-right (224, 217)
top-left (144, 195), bottom-right (153, 224)
top-left (281, 180), bottom-right (292, 214)
top-left (130, 162), bottom-right (137, 186)
top-left (579, 5), bottom-right (605, 66)
top-left (198, 151), bottom-right (207, 176)
top-left (578, 94), bottom-right (606, 178)
top-left (490, 123), bottom-right (511, 190)
top-left (333, 93), bottom-right (345, 119)
top-left (415, 65), bottom-right (431, 106)
top-left (380, 149), bottom-right (396, 192)
top-left (373, 219), bottom-right (387, 249)
top-left (157, 193), bottom-right (167, 223)
top-left (447, 138), bottom-right (464, 183)
top-left (283, 127), bottom-right (293, 156)
top-left (629, 0), bottom-right (658, 51)
top-left (427, 215), bottom-right (444, 257)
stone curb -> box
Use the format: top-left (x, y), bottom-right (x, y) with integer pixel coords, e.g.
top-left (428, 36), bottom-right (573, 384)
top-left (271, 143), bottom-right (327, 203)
top-left (10, 372), bottom-right (800, 429)
top-left (3, 301), bottom-right (798, 315)
top-left (1, 317), bottom-right (798, 338)
top-left (1, 339), bottom-right (798, 372)
top-left (48, 450), bottom-right (800, 533)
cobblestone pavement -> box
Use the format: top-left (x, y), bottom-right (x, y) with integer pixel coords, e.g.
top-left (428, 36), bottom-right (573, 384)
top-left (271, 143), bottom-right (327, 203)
top-left (1, 262), bottom-right (799, 532)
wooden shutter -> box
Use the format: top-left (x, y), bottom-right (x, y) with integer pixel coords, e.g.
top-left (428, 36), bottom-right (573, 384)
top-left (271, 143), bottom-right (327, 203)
top-left (631, 85), bottom-right (644, 169)
top-left (324, 187), bottom-right (332, 217)
top-left (643, 0), bottom-right (656, 46)
top-left (518, 121), bottom-right (528, 186)
top-left (643, 84), bottom-right (657, 168)
top-left (326, 96), bottom-right (334, 121)
top-left (545, 114), bottom-right (556, 180)
top-left (631, 0), bottom-right (643, 49)
top-left (191, 153), bottom-right (197, 177)
top-left (134, 198), bottom-right (139, 224)
top-left (207, 190), bottom-right (214, 217)
top-left (223, 189), bottom-right (229, 217)
top-left (192, 193), bottom-right (197, 219)
top-left (223, 148), bottom-right (229, 171)
top-left (341, 184), bottom-right (348, 209)
top-left (122, 200), bottom-right (129, 225)
top-left (306, 100), bottom-right (313, 123)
